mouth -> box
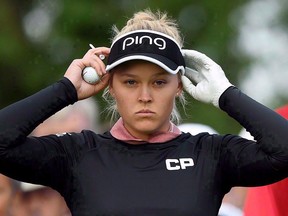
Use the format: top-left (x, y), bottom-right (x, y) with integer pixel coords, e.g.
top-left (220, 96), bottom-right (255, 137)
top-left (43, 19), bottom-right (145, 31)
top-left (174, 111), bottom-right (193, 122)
top-left (135, 109), bottom-right (155, 116)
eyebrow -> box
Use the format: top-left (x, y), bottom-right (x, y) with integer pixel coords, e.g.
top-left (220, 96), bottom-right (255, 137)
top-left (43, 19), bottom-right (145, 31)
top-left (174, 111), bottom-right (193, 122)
top-left (119, 71), bottom-right (171, 78)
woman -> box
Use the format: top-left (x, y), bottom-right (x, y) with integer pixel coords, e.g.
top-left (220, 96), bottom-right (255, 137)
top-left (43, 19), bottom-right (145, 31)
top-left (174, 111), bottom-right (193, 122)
top-left (1, 10), bottom-right (288, 216)
top-left (243, 105), bottom-right (288, 216)
top-left (0, 174), bottom-right (25, 216)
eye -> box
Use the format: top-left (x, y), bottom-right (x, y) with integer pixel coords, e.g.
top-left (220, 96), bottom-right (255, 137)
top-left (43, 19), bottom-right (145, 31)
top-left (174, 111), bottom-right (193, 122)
top-left (124, 79), bottom-right (136, 85)
top-left (154, 80), bottom-right (167, 86)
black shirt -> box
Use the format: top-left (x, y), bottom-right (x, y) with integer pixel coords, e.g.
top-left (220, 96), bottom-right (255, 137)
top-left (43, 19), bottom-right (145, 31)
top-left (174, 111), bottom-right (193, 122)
top-left (0, 78), bottom-right (288, 216)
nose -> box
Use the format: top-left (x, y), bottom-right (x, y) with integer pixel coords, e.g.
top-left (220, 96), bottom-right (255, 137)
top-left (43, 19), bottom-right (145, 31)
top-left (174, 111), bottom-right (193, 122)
top-left (138, 86), bottom-right (152, 103)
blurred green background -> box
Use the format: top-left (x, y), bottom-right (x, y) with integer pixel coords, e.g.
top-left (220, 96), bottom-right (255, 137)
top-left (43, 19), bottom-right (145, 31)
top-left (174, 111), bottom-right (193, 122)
top-left (1, 0), bottom-right (288, 134)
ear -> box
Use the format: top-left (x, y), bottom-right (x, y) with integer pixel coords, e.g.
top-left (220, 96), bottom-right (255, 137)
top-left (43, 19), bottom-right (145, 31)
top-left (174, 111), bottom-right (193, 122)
top-left (109, 87), bottom-right (114, 97)
top-left (176, 75), bottom-right (183, 96)
top-left (108, 72), bottom-right (115, 97)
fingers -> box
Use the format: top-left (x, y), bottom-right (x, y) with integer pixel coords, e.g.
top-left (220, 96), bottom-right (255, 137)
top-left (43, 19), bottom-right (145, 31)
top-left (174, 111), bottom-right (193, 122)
top-left (74, 68), bottom-right (111, 101)
top-left (185, 67), bottom-right (203, 84)
top-left (182, 49), bottom-right (215, 71)
top-left (181, 75), bottom-right (196, 97)
top-left (94, 73), bottom-right (110, 90)
top-left (64, 46), bottom-right (111, 99)
top-left (83, 47), bottom-right (110, 76)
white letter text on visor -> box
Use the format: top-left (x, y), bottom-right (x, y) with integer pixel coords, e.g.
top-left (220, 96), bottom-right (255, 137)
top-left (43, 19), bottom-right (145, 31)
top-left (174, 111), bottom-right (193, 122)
top-left (106, 30), bottom-right (186, 75)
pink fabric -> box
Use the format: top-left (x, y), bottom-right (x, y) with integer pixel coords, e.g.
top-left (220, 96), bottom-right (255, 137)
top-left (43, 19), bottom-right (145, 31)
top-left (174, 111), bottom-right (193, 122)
top-left (110, 118), bottom-right (181, 143)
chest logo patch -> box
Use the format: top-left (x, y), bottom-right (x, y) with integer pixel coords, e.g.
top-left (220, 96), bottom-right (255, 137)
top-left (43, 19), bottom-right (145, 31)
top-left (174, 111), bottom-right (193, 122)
top-left (165, 158), bottom-right (194, 170)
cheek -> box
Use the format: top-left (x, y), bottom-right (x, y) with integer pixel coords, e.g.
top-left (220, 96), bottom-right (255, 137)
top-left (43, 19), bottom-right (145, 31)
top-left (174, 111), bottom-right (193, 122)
top-left (158, 88), bottom-right (178, 103)
top-left (114, 92), bottom-right (133, 113)
top-left (161, 95), bottom-right (175, 112)
top-left (162, 90), bottom-right (178, 110)
top-left (0, 191), bottom-right (11, 209)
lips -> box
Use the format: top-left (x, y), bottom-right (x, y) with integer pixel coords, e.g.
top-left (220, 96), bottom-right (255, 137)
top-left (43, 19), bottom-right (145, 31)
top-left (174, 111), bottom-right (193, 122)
top-left (136, 109), bottom-right (155, 114)
top-left (135, 109), bottom-right (155, 116)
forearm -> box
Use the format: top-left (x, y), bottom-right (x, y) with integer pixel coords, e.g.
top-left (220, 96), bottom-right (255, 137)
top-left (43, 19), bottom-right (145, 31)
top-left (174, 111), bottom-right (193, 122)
top-left (219, 87), bottom-right (288, 168)
top-left (0, 77), bottom-right (77, 148)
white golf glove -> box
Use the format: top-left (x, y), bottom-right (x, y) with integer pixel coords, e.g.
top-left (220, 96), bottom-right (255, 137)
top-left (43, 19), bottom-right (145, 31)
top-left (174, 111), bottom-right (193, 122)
top-left (181, 49), bottom-right (233, 108)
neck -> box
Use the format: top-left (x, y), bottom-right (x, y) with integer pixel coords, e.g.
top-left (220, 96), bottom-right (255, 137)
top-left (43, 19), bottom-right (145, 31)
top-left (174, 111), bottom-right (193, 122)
top-left (110, 118), bottom-right (181, 144)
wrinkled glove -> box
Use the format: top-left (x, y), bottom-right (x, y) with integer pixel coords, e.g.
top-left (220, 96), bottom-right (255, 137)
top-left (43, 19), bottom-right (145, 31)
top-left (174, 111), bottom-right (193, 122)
top-left (181, 49), bottom-right (233, 108)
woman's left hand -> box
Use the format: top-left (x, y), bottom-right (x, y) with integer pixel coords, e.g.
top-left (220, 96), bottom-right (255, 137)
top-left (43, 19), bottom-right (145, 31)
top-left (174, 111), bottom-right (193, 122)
top-left (181, 49), bottom-right (233, 107)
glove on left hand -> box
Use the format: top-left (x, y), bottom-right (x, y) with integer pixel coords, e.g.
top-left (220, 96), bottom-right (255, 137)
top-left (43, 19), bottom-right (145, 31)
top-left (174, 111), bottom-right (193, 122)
top-left (181, 49), bottom-right (233, 108)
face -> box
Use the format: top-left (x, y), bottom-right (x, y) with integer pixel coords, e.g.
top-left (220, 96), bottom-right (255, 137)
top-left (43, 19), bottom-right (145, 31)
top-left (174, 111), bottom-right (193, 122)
top-left (110, 61), bottom-right (182, 140)
top-left (0, 174), bottom-right (13, 216)
top-left (23, 187), bottom-right (70, 216)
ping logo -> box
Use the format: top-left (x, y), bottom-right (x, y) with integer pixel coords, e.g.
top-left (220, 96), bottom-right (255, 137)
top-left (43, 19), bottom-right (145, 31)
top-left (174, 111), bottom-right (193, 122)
top-left (165, 158), bottom-right (194, 170)
top-left (122, 35), bottom-right (166, 50)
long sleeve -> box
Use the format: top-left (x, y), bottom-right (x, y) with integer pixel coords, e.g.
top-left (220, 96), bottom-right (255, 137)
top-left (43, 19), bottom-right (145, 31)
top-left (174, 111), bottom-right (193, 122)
top-left (219, 87), bottom-right (288, 186)
top-left (0, 78), bottom-right (78, 186)
top-left (0, 77), bottom-right (77, 146)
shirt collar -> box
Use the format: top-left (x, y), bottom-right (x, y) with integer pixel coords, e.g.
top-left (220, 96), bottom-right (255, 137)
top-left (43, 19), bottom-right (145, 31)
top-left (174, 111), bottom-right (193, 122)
top-left (110, 118), bottom-right (181, 143)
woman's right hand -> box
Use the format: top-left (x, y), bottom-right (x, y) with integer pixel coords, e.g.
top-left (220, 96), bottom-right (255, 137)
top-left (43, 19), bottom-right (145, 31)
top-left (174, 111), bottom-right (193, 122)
top-left (64, 47), bottom-right (111, 100)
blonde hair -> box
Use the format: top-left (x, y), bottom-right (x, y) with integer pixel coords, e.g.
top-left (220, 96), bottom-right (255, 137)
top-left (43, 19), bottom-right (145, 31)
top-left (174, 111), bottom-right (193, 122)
top-left (103, 9), bottom-right (186, 125)
top-left (111, 9), bottom-right (184, 47)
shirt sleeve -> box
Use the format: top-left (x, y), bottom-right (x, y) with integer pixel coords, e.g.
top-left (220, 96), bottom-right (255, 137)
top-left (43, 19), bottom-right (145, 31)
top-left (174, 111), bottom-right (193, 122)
top-left (0, 78), bottom-right (78, 189)
top-left (218, 87), bottom-right (288, 186)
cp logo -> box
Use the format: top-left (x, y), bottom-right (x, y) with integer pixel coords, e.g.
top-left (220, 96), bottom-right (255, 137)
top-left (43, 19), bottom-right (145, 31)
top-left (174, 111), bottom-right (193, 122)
top-left (165, 158), bottom-right (194, 170)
